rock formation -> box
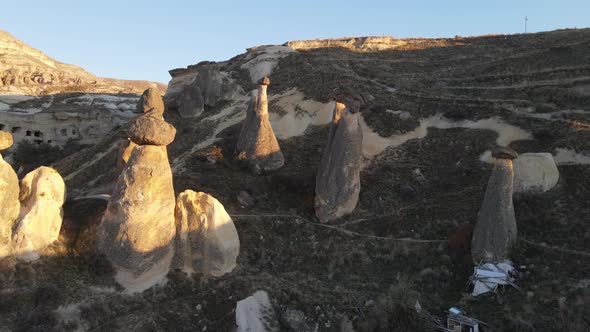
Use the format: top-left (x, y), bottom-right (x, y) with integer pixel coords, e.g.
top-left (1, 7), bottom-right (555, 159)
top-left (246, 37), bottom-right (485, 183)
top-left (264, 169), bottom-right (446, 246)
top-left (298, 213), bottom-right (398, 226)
top-left (166, 62), bottom-right (239, 117)
top-left (315, 95), bottom-right (363, 222)
top-left (97, 112), bottom-right (177, 291)
top-left (136, 87), bottom-right (165, 114)
top-left (236, 76), bottom-right (284, 173)
top-left (0, 131), bottom-right (19, 257)
top-left (471, 146), bottom-right (518, 263)
top-left (173, 190), bottom-right (240, 276)
top-left (513, 153), bottom-right (559, 193)
top-left (235, 290), bottom-right (279, 332)
top-left (12, 166), bottom-right (66, 261)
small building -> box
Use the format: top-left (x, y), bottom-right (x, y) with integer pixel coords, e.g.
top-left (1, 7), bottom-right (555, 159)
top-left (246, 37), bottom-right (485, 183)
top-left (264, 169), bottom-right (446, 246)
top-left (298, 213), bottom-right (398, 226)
top-left (447, 307), bottom-right (480, 332)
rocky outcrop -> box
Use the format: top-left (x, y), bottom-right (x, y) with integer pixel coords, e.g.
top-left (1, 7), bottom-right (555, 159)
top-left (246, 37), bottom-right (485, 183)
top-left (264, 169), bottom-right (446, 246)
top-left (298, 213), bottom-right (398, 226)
top-left (513, 153), bottom-right (559, 193)
top-left (177, 83), bottom-right (205, 118)
top-left (173, 190), bottom-right (240, 276)
top-left (97, 112), bottom-right (177, 291)
top-left (471, 147), bottom-right (518, 263)
top-left (315, 95), bottom-right (363, 222)
top-left (236, 77), bottom-right (284, 173)
top-left (166, 62), bottom-right (239, 117)
top-left (128, 113), bottom-right (176, 146)
top-left (12, 166), bottom-right (66, 261)
top-left (235, 290), bottom-right (279, 332)
top-left (136, 87), bottom-right (165, 114)
top-left (285, 36), bottom-right (409, 52)
top-left (0, 131), bottom-right (19, 257)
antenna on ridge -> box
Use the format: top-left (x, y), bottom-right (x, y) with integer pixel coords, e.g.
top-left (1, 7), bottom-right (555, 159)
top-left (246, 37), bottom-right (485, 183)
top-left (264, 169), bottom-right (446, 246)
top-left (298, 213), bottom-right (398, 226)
top-left (524, 16), bottom-right (528, 33)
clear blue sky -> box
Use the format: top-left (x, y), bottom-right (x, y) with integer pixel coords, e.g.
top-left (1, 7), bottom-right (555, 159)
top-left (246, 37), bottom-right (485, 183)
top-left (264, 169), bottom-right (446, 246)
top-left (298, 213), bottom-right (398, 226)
top-left (1, 0), bottom-right (588, 83)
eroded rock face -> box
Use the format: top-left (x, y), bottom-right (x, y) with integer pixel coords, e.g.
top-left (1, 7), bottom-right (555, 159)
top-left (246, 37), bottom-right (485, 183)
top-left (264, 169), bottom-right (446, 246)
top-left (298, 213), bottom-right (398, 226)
top-left (315, 96), bottom-right (363, 222)
top-left (137, 87), bottom-right (165, 114)
top-left (98, 145), bottom-right (176, 277)
top-left (177, 83), bottom-right (205, 118)
top-left (12, 166), bottom-right (66, 261)
top-left (173, 190), bottom-right (239, 276)
top-left (168, 62), bottom-right (240, 118)
top-left (236, 77), bottom-right (284, 173)
top-left (0, 154), bottom-right (19, 257)
top-left (514, 153), bottom-right (559, 193)
top-left (472, 147), bottom-right (518, 263)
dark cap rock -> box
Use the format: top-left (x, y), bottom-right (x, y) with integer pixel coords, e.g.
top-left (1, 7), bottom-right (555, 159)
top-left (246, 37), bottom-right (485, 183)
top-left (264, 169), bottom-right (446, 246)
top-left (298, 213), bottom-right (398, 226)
top-left (137, 87), bottom-right (165, 114)
top-left (129, 114), bottom-right (176, 146)
top-left (0, 131), bottom-right (14, 150)
top-left (257, 76), bottom-right (270, 85)
top-left (334, 94), bottom-right (362, 113)
top-left (492, 146), bottom-right (518, 160)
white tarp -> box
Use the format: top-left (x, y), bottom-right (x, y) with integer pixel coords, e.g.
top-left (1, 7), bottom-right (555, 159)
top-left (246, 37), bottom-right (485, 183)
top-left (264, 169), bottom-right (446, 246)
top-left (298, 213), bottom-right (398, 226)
top-left (471, 261), bottom-right (517, 296)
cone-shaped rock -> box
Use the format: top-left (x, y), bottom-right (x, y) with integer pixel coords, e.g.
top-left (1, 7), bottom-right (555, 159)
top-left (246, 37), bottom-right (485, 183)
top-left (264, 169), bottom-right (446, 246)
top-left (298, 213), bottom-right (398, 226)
top-left (315, 95), bottom-right (363, 222)
top-left (12, 166), bottom-right (66, 261)
top-left (471, 146), bottom-right (518, 263)
top-left (236, 76), bottom-right (284, 173)
top-left (173, 190), bottom-right (240, 276)
top-left (98, 113), bottom-right (177, 292)
top-left (0, 132), bottom-right (19, 257)
top-left (137, 87), bottom-right (165, 115)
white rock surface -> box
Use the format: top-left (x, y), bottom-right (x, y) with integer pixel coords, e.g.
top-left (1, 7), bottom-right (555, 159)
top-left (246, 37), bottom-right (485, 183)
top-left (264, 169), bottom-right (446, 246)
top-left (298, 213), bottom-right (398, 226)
top-left (0, 153), bottom-right (19, 257)
top-left (236, 290), bottom-right (279, 332)
top-left (12, 166), bottom-right (66, 261)
top-left (173, 190), bottom-right (240, 276)
top-left (513, 153), bottom-right (559, 193)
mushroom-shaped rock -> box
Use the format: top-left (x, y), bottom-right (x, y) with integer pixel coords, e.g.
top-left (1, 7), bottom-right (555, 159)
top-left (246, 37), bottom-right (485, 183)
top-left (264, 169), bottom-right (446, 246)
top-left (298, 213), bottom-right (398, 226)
top-left (12, 167), bottom-right (66, 261)
top-left (173, 190), bottom-right (240, 276)
top-left (315, 95), bottom-right (363, 222)
top-left (236, 290), bottom-right (279, 332)
top-left (471, 147), bottom-right (518, 263)
top-left (0, 130), bottom-right (14, 151)
top-left (236, 76), bottom-right (284, 173)
top-left (513, 153), bottom-right (559, 193)
top-left (0, 152), bottom-right (19, 258)
top-left (98, 143), bottom-right (176, 292)
top-left (137, 87), bottom-right (165, 115)
top-left (129, 114), bottom-right (176, 146)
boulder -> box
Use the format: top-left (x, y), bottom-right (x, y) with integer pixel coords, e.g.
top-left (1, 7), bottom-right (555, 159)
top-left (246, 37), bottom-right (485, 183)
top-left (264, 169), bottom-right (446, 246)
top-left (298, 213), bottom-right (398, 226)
top-left (173, 190), bottom-right (239, 276)
top-left (236, 290), bottom-right (279, 332)
top-left (178, 83), bottom-right (205, 118)
top-left (129, 114), bottom-right (176, 146)
top-left (98, 144), bottom-right (176, 291)
top-left (12, 166), bottom-right (66, 261)
top-left (236, 77), bottom-right (284, 173)
top-left (315, 95), bottom-right (363, 222)
top-left (472, 148), bottom-right (518, 263)
top-left (0, 153), bottom-right (19, 257)
top-left (0, 130), bottom-right (13, 150)
top-left (513, 153), bottom-right (559, 193)
top-left (137, 87), bottom-right (165, 114)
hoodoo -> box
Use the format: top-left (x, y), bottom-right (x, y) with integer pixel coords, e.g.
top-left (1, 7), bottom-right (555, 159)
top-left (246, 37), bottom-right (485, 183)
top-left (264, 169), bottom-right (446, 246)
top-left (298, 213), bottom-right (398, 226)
top-left (471, 146), bottom-right (519, 263)
top-left (315, 94), bottom-right (363, 222)
top-left (97, 111), bottom-right (177, 291)
top-left (236, 76), bottom-right (284, 173)
top-left (0, 131), bottom-right (19, 257)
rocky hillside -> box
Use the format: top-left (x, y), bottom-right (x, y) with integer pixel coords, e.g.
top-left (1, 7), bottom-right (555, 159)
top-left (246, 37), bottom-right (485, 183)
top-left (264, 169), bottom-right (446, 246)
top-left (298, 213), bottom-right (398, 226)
top-left (0, 30), bottom-right (165, 95)
top-left (1, 28), bottom-right (589, 331)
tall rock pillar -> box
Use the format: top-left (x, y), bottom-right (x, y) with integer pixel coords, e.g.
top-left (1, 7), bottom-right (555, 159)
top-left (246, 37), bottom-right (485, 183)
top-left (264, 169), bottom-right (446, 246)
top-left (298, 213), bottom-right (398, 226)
top-left (472, 146), bottom-right (519, 263)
